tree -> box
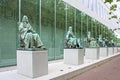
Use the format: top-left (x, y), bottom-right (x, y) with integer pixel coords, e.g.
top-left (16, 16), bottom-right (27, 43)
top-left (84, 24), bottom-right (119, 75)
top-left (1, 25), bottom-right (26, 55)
top-left (104, 0), bottom-right (120, 23)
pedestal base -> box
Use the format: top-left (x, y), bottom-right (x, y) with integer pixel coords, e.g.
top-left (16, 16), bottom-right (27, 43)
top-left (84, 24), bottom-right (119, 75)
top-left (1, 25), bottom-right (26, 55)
top-left (17, 50), bottom-right (48, 78)
top-left (108, 47), bottom-right (113, 56)
top-left (99, 48), bottom-right (108, 58)
top-left (85, 48), bottom-right (99, 60)
top-left (114, 47), bottom-right (117, 53)
top-left (64, 49), bottom-right (84, 65)
top-left (118, 47), bottom-right (120, 52)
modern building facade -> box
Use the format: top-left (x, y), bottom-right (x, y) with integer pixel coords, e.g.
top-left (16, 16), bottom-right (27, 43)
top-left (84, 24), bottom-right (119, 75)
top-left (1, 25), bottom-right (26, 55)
top-left (0, 0), bottom-right (119, 67)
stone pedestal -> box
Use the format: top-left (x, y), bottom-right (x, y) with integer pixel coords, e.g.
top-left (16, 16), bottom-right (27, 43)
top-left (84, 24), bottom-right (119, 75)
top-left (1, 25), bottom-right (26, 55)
top-left (64, 49), bottom-right (84, 65)
top-left (118, 47), bottom-right (120, 52)
top-left (85, 48), bottom-right (99, 60)
top-left (17, 50), bottom-right (48, 78)
top-left (114, 47), bottom-right (118, 53)
top-left (99, 48), bottom-right (108, 58)
top-left (108, 47), bottom-right (113, 56)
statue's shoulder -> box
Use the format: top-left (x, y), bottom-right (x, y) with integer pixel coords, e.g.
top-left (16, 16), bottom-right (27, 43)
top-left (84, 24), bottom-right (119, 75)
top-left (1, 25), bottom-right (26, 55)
top-left (19, 22), bottom-right (24, 28)
top-left (19, 22), bottom-right (23, 25)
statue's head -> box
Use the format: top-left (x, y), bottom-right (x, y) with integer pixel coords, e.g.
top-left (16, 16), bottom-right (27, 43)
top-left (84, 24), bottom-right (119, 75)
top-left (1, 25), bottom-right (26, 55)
top-left (22, 15), bottom-right (29, 23)
top-left (88, 31), bottom-right (91, 34)
top-left (99, 35), bottom-right (102, 38)
top-left (69, 26), bottom-right (72, 31)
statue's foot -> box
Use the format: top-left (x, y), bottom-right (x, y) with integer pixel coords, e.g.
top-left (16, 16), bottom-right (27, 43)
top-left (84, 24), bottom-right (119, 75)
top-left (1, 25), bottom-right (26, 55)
top-left (79, 47), bottom-right (83, 49)
top-left (37, 45), bottom-right (47, 50)
top-left (41, 46), bottom-right (47, 50)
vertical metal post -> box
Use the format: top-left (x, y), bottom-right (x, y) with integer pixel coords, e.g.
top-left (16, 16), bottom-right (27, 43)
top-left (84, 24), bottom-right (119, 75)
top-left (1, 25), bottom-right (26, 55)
top-left (65, 4), bottom-right (68, 33)
top-left (39, 0), bottom-right (41, 36)
top-left (87, 15), bottom-right (88, 37)
top-left (18, 0), bottom-right (21, 48)
top-left (74, 9), bottom-right (76, 35)
top-left (54, 0), bottom-right (56, 59)
top-left (81, 13), bottom-right (83, 48)
top-left (19, 0), bottom-right (21, 22)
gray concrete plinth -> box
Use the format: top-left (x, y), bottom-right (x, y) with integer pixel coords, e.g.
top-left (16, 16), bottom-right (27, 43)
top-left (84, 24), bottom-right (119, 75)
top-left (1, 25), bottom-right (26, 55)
top-left (108, 47), bottom-right (113, 56)
top-left (17, 50), bottom-right (48, 78)
top-left (99, 48), bottom-right (108, 58)
top-left (85, 48), bottom-right (99, 60)
top-left (114, 47), bottom-right (117, 53)
top-left (64, 49), bottom-right (84, 65)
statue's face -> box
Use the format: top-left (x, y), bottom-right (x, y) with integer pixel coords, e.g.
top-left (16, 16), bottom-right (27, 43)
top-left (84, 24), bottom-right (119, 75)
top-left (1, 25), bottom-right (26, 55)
top-left (69, 27), bottom-right (72, 31)
top-left (23, 21), bottom-right (27, 27)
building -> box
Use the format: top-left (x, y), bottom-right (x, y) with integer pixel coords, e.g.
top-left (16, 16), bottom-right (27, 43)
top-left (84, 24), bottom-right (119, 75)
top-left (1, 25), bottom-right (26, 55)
top-left (0, 0), bottom-right (119, 67)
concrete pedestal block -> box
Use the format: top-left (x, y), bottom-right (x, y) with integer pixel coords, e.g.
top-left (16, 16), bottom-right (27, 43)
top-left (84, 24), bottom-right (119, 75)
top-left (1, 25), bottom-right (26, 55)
top-left (114, 47), bottom-right (117, 53)
top-left (108, 47), bottom-right (113, 56)
top-left (64, 49), bottom-right (84, 65)
top-left (99, 48), bottom-right (108, 58)
top-left (17, 50), bottom-right (48, 78)
top-left (118, 47), bottom-right (120, 52)
top-left (85, 48), bottom-right (99, 60)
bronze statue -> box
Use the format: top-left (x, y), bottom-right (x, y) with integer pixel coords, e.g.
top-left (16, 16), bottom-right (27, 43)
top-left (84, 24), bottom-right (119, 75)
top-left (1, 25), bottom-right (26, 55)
top-left (90, 38), bottom-right (98, 47)
top-left (18, 15), bottom-right (45, 49)
top-left (87, 31), bottom-right (91, 47)
top-left (98, 35), bottom-right (103, 47)
top-left (65, 26), bottom-right (82, 48)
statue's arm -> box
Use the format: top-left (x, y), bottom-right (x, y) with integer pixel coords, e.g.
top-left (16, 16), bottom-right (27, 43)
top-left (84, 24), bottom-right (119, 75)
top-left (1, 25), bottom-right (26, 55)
top-left (18, 23), bottom-right (23, 32)
top-left (66, 31), bottom-right (71, 40)
top-left (71, 32), bottom-right (75, 38)
top-left (27, 23), bottom-right (35, 33)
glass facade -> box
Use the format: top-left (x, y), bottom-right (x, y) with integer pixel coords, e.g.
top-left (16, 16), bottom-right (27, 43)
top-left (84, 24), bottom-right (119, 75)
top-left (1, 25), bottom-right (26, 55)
top-left (0, 0), bottom-right (117, 67)
top-left (0, 0), bottom-right (18, 67)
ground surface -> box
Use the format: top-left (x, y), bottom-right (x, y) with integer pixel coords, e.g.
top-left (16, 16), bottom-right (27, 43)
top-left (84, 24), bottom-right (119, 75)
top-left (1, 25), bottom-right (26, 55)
top-left (70, 56), bottom-right (120, 80)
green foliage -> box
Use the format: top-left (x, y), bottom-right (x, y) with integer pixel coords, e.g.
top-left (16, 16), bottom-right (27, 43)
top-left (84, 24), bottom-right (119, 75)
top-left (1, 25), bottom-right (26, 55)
top-left (104, 0), bottom-right (113, 4)
top-left (110, 4), bottom-right (117, 11)
top-left (111, 15), bottom-right (117, 18)
top-left (104, 0), bottom-right (120, 23)
top-left (117, 0), bottom-right (120, 2)
top-left (116, 38), bottom-right (120, 43)
top-left (109, 12), bottom-right (112, 15)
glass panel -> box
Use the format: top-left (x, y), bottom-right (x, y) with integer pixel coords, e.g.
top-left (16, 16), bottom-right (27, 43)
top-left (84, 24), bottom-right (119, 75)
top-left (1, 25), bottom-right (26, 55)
top-left (81, 13), bottom-right (87, 48)
top-left (21, 0), bottom-right (39, 32)
top-left (76, 10), bottom-right (83, 47)
top-left (0, 0), bottom-right (18, 67)
top-left (55, 0), bottom-right (65, 59)
top-left (67, 5), bottom-right (75, 32)
top-left (41, 0), bottom-right (55, 60)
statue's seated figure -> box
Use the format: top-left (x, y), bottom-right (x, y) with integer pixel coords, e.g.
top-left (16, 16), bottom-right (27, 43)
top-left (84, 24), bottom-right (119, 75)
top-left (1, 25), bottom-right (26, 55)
top-left (104, 38), bottom-right (109, 47)
top-left (90, 38), bottom-right (98, 48)
top-left (98, 35), bottom-right (103, 47)
top-left (65, 26), bottom-right (82, 48)
top-left (18, 15), bottom-right (45, 49)
top-left (103, 38), bottom-right (107, 47)
top-left (111, 40), bottom-right (115, 47)
top-left (87, 31), bottom-right (91, 48)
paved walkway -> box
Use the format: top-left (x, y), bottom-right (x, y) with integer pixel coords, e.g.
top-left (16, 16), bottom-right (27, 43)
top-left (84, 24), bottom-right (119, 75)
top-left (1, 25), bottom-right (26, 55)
top-left (70, 55), bottom-right (120, 80)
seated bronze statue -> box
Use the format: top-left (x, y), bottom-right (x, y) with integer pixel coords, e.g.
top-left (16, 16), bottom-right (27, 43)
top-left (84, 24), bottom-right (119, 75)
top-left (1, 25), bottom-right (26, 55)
top-left (18, 15), bottom-right (45, 50)
top-left (65, 26), bottom-right (82, 48)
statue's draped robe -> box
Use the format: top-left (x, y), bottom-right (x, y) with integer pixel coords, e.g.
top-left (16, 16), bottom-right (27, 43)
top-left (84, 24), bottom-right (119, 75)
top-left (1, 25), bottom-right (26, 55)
top-left (66, 31), bottom-right (77, 47)
top-left (19, 22), bottom-right (43, 48)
